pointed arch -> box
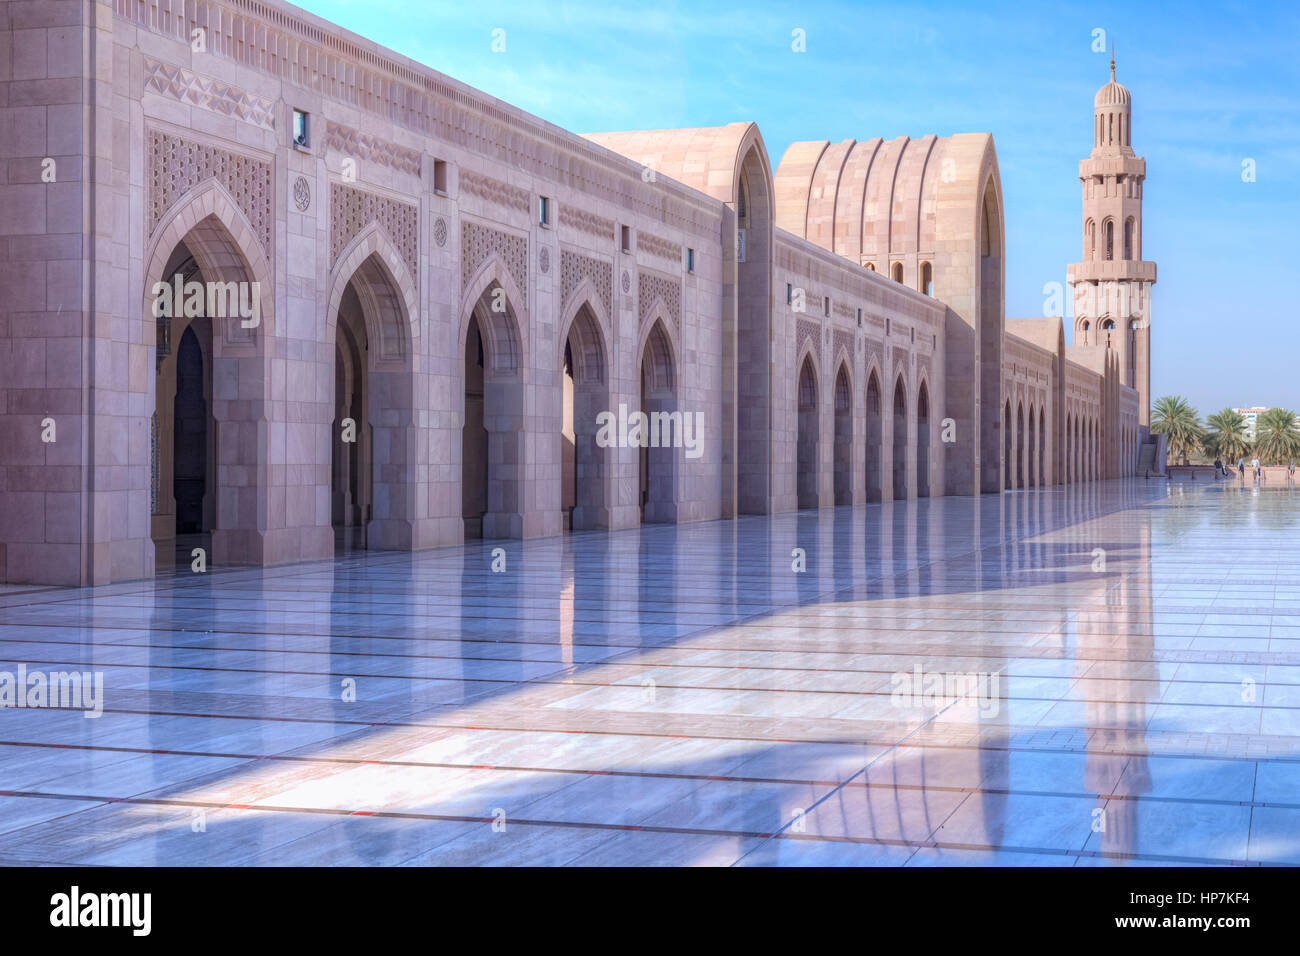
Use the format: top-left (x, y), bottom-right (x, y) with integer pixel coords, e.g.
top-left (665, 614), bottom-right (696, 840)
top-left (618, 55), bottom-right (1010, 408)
top-left (833, 360), bottom-right (853, 506)
top-left (459, 254), bottom-right (528, 377)
top-left (864, 364), bottom-right (884, 503)
top-left (326, 220), bottom-right (420, 362)
top-left (916, 376), bottom-right (932, 498)
top-left (797, 351), bottom-right (820, 509)
top-left (893, 373), bottom-right (909, 501)
top-left (639, 317), bottom-right (679, 523)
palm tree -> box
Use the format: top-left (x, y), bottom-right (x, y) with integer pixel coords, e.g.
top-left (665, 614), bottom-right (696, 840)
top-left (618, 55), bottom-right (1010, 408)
top-left (1204, 408), bottom-right (1251, 465)
top-left (1254, 408), bottom-right (1300, 465)
top-left (1150, 395), bottom-right (1203, 465)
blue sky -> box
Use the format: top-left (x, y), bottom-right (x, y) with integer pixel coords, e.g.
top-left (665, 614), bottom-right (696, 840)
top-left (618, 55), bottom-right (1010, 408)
top-left (295, 0), bottom-right (1299, 418)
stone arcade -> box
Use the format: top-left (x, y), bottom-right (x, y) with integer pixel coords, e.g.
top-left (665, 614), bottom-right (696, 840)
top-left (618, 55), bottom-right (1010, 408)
top-left (0, 0), bottom-right (1155, 585)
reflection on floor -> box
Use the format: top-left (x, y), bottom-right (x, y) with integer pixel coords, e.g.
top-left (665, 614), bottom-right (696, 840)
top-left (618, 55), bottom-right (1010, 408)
top-left (2, 478), bottom-right (1299, 866)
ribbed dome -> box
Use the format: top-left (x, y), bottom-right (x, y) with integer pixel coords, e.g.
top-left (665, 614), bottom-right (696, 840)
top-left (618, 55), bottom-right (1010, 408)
top-left (1095, 65), bottom-right (1131, 109)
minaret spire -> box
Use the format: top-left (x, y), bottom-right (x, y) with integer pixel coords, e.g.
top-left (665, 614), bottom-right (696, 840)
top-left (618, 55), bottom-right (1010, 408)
top-left (1110, 45), bottom-right (1116, 81)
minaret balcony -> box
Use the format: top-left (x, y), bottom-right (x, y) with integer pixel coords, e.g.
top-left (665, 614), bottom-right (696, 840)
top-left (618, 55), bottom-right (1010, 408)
top-left (1067, 260), bottom-right (1157, 284)
top-left (1078, 155), bottom-right (1146, 179)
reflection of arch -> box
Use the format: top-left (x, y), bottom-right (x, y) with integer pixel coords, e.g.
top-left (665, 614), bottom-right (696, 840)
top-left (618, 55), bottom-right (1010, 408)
top-left (1038, 403), bottom-right (1047, 486)
top-left (796, 351), bottom-right (820, 510)
top-left (865, 367), bottom-right (883, 502)
top-left (639, 318), bottom-right (679, 523)
top-left (916, 379), bottom-right (931, 497)
top-left (1027, 404), bottom-right (1036, 490)
top-left (893, 375), bottom-right (909, 501)
top-left (833, 361), bottom-right (853, 506)
top-left (326, 221), bottom-right (420, 361)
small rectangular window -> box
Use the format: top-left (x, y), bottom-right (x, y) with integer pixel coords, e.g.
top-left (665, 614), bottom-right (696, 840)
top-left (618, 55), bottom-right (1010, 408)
top-left (686, 248), bottom-right (695, 273)
top-left (292, 109), bottom-right (309, 149)
top-left (857, 308), bottom-right (862, 327)
top-left (621, 225), bottom-right (632, 254)
top-left (786, 283), bottom-right (793, 305)
top-left (539, 196), bottom-right (551, 227)
top-left (886, 318), bottom-right (891, 336)
top-left (433, 160), bottom-right (448, 194)
top-left (824, 297), bottom-right (831, 318)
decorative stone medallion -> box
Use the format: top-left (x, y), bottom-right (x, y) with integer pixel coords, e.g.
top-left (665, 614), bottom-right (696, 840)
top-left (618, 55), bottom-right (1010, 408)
top-left (538, 246), bottom-right (550, 274)
top-left (621, 270), bottom-right (631, 294)
top-left (434, 217), bottom-right (448, 247)
top-left (293, 176), bottom-right (311, 212)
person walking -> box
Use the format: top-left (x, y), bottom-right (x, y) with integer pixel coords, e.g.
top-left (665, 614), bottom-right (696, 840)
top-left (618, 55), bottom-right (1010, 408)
top-left (1239, 458), bottom-right (1246, 480)
top-left (1214, 457), bottom-right (1224, 480)
top-left (1253, 455), bottom-right (1261, 480)
top-left (1290, 459), bottom-right (1296, 482)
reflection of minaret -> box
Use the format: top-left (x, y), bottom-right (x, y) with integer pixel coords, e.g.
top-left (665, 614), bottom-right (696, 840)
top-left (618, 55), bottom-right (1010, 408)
top-left (1081, 522), bottom-right (1155, 861)
top-left (1067, 51), bottom-right (1157, 430)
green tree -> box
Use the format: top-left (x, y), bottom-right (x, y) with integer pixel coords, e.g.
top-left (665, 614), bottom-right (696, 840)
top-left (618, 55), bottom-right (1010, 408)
top-left (1204, 408), bottom-right (1251, 464)
top-left (1150, 395), bottom-right (1204, 465)
top-left (1254, 408), bottom-right (1300, 465)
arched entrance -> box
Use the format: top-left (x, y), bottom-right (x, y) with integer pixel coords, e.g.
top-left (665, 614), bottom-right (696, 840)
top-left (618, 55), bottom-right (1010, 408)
top-left (561, 302), bottom-right (610, 531)
top-left (737, 143), bottom-right (773, 514)
top-left (327, 245), bottom-right (416, 551)
top-left (796, 353), bottom-right (819, 510)
top-left (865, 371), bottom-right (882, 502)
top-left (1027, 405), bottom-right (1036, 489)
top-left (463, 281), bottom-right (525, 539)
top-left (639, 319), bottom-right (678, 524)
top-left (917, 381), bottom-right (931, 498)
top-left (893, 377), bottom-right (908, 500)
top-left (1016, 402), bottom-right (1025, 488)
top-left (1004, 401), bottom-right (1013, 490)
top-left (833, 363), bottom-right (852, 506)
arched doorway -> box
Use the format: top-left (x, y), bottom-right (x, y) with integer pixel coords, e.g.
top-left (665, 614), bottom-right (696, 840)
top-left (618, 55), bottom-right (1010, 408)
top-left (1004, 401), bottom-right (1013, 490)
top-left (1027, 405), bottom-right (1036, 489)
top-left (328, 248), bottom-right (415, 551)
top-left (796, 353), bottom-right (819, 510)
top-left (149, 242), bottom-right (218, 568)
top-left (893, 377), bottom-right (908, 501)
top-left (1016, 402), bottom-right (1025, 489)
top-left (463, 282), bottom-right (525, 539)
top-left (737, 145), bottom-right (773, 514)
top-left (865, 371), bottom-right (883, 503)
top-left (833, 363), bottom-right (852, 506)
top-left (561, 303), bottom-right (610, 531)
top-left (331, 285), bottom-right (370, 550)
top-left (639, 319), bottom-right (678, 523)
top-left (1039, 405), bottom-right (1046, 485)
top-left (917, 381), bottom-right (931, 498)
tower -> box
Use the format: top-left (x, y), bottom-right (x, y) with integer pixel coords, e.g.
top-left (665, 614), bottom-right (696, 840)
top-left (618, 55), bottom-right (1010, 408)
top-left (1067, 54), bottom-right (1157, 428)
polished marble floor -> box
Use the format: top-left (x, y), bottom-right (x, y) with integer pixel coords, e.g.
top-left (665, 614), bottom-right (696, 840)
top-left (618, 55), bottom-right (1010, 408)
top-left (2, 478), bottom-right (1299, 866)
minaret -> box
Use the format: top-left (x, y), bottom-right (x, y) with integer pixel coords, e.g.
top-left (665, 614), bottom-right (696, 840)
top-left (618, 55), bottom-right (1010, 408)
top-left (1067, 53), bottom-right (1157, 429)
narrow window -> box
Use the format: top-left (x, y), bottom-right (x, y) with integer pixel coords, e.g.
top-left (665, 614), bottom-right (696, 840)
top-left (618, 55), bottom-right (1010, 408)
top-left (892, 262), bottom-right (903, 284)
top-left (433, 160), bottom-right (448, 194)
top-left (538, 196), bottom-right (551, 228)
top-left (621, 225), bottom-right (632, 254)
top-left (292, 109), bottom-right (310, 149)
top-left (857, 307), bottom-right (862, 327)
top-left (824, 296), bottom-right (831, 318)
top-left (687, 248), bottom-right (695, 274)
top-left (786, 283), bottom-right (793, 305)
top-left (921, 262), bottom-right (933, 296)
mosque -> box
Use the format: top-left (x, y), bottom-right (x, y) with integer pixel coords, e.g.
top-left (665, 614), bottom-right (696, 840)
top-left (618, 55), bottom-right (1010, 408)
top-left (0, 0), bottom-right (1156, 586)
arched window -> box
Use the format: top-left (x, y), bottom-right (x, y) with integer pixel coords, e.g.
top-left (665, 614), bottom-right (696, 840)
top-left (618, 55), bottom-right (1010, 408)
top-left (1104, 220), bottom-right (1114, 261)
top-left (1102, 318), bottom-right (1115, 349)
top-left (920, 261), bottom-right (932, 296)
top-left (892, 262), bottom-right (904, 284)
top-left (1086, 219), bottom-right (1096, 260)
top-left (1123, 218), bottom-right (1133, 260)
top-left (1080, 319), bottom-right (1090, 346)
top-left (865, 262), bottom-right (876, 272)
